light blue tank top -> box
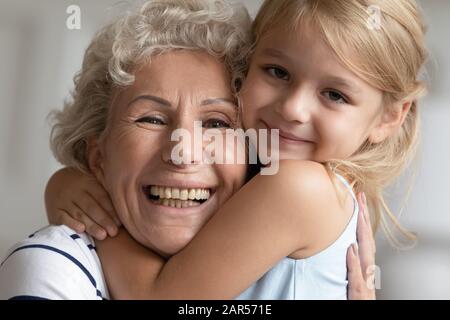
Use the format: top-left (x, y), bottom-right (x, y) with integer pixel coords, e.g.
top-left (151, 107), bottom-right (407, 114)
top-left (236, 174), bottom-right (358, 300)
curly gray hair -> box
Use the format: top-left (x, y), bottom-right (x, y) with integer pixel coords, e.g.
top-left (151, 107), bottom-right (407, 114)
top-left (50, 0), bottom-right (252, 171)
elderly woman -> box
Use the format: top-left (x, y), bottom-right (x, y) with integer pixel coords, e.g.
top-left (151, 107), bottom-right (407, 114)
top-left (0, 0), bottom-right (374, 300)
top-left (0, 0), bottom-right (249, 299)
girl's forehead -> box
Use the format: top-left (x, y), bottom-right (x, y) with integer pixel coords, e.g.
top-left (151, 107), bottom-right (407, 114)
top-left (254, 25), bottom-right (335, 67)
top-left (254, 20), bottom-right (324, 51)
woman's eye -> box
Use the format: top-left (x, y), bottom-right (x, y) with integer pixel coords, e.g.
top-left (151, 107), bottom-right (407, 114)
top-left (135, 116), bottom-right (166, 125)
top-left (322, 90), bottom-right (348, 104)
top-left (265, 66), bottom-right (290, 81)
top-left (203, 119), bottom-right (231, 129)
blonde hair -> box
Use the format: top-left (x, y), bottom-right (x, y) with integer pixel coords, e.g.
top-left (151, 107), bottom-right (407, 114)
top-left (50, 0), bottom-right (251, 171)
top-left (253, 0), bottom-right (428, 247)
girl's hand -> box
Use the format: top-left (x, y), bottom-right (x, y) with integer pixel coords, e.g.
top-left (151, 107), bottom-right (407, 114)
top-left (347, 192), bottom-right (377, 300)
top-left (45, 167), bottom-right (121, 240)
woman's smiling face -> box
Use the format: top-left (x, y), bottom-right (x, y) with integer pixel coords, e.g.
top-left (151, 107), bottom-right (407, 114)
top-left (90, 50), bottom-right (247, 257)
top-left (240, 25), bottom-right (387, 162)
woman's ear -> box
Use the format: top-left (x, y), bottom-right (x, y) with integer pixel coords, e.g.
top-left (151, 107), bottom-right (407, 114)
top-left (86, 136), bottom-right (106, 185)
top-left (368, 100), bottom-right (413, 144)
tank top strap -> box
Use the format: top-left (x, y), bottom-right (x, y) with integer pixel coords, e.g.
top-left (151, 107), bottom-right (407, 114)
top-left (334, 173), bottom-right (359, 219)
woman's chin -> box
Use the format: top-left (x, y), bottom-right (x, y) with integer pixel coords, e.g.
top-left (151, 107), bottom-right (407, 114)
top-left (144, 229), bottom-right (198, 258)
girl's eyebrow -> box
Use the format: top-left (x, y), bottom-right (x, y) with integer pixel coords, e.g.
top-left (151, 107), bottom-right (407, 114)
top-left (261, 48), bottom-right (292, 62)
top-left (262, 49), bottom-right (362, 95)
top-left (325, 76), bottom-right (362, 94)
top-left (262, 50), bottom-right (361, 92)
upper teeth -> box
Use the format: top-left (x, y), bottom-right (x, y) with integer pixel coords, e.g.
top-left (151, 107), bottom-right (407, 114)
top-left (150, 186), bottom-right (210, 201)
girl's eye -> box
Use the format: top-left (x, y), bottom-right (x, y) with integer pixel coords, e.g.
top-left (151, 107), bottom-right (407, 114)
top-left (135, 116), bottom-right (166, 125)
top-left (265, 66), bottom-right (290, 81)
top-left (322, 90), bottom-right (348, 104)
top-left (203, 119), bottom-right (231, 129)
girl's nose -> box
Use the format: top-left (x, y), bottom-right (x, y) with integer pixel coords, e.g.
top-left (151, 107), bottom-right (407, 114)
top-left (275, 89), bottom-right (312, 124)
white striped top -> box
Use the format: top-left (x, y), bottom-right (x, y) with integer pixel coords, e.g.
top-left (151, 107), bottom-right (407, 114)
top-left (0, 225), bottom-right (109, 300)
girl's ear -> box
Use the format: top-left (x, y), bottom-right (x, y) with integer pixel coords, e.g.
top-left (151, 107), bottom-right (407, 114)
top-left (368, 100), bottom-right (413, 144)
top-left (86, 136), bottom-right (106, 185)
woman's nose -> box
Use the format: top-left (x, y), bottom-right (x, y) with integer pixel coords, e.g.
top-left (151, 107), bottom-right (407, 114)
top-left (161, 122), bottom-right (202, 166)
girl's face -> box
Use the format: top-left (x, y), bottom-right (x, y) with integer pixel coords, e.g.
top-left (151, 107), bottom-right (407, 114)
top-left (240, 25), bottom-right (387, 162)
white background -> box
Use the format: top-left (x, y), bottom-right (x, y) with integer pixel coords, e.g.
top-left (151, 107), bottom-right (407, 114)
top-left (0, 0), bottom-right (449, 299)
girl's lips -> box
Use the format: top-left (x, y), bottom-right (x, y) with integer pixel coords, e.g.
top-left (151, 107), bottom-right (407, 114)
top-left (278, 133), bottom-right (315, 147)
top-left (261, 120), bottom-right (314, 144)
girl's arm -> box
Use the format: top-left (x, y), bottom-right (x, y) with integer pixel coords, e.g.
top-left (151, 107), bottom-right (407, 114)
top-left (97, 160), bottom-right (355, 299)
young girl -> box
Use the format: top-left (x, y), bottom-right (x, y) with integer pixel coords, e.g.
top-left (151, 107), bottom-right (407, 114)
top-left (46, 0), bottom-right (426, 299)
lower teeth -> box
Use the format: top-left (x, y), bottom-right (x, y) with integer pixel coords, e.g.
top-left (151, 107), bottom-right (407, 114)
top-left (154, 198), bottom-right (202, 208)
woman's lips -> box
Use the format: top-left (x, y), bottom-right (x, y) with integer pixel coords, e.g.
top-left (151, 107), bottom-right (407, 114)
top-left (141, 185), bottom-right (216, 216)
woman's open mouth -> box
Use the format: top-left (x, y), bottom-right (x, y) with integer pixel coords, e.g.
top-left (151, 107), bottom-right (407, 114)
top-left (142, 185), bottom-right (213, 208)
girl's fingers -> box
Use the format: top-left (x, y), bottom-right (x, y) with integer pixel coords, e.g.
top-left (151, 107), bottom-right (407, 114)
top-left (68, 203), bottom-right (109, 241)
top-left (356, 193), bottom-right (375, 272)
top-left (76, 193), bottom-right (119, 237)
top-left (87, 184), bottom-right (114, 212)
top-left (355, 193), bottom-right (377, 299)
top-left (362, 194), bottom-right (376, 254)
top-left (346, 244), bottom-right (365, 300)
top-left (54, 209), bottom-right (86, 234)
top-left (80, 174), bottom-right (121, 228)
top-left (85, 183), bottom-right (120, 226)
top-left (86, 223), bottom-right (108, 241)
top-left (82, 182), bottom-right (120, 222)
top-left (109, 210), bottom-right (122, 228)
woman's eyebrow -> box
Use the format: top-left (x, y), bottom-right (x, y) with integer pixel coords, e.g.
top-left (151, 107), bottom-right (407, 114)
top-left (128, 95), bottom-right (237, 108)
top-left (128, 95), bottom-right (171, 108)
top-left (200, 98), bottom-right (237, 108)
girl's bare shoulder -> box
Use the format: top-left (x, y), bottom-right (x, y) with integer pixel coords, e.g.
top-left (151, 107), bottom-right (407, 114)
top-left (253, 160), bottom-right (338, 198)
top-left (251, 160), bottom-right (355, 258)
